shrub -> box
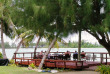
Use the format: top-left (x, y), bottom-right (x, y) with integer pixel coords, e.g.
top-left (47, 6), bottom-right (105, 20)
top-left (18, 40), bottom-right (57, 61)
top-left (46, 68), bottom-right (51, 70)
top-left (9, 63), bottom-right (17, 67)
top-left (29, 63), bottom-right (36, 69)
top-left (96, 65), bottom-right (110, 74)
top-left (8, 59), bottom-right (18, 67)
top-left (0, 52), bottom-right (3, 59)
top-left (9, 59), bottom-right (15, 64)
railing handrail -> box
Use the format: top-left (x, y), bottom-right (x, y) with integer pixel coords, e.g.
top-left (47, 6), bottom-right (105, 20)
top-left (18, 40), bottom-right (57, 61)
top-left (14, 52), bottom-right (109, 54)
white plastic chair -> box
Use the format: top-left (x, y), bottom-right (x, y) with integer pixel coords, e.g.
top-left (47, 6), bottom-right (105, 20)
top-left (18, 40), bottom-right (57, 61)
top-left (86, 54), bottom-right (91, 61)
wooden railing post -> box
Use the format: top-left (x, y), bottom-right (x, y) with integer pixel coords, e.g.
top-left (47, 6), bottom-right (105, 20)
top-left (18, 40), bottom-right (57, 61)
top-left (23, 53), bottom-right (24, 59)
top-left (93, 53), bottom-right (94, 62)
top-left (14, 53), bottom-right (16, 64)
top-left (23, 53), bottom-right (24, 61)
top-left (82, 61), bottom-right (83, 68)
top-left (100, 53), bottom-right (103, 64)
top-left (106, 53), bottom-right (107, 65)
top-left (28, 59), bottom-right (29, 65)
top-left (31, 53), bottom-right (32, 59)
top-left (76, 61), bottom-right (77, 67)
top-left (35, 60), bottom-right (37, 66)
top-left (21, 59), bottom-right (22, 64)
top-left (64, 61), bottom-right (66, 68)
top-left (55, 61), bottom-right (56, 68)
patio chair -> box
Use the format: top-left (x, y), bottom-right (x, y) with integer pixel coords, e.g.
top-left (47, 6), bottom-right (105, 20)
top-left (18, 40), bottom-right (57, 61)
top-left (73, 54), bottom-right (78, 60)
top-left (91, 55), bottom-right (97, 61)
top-left (81, 54), bottom-right (86, 61)
top-left (86, 54), bottom-right (91, 61)
top-left (64, 54), bottom-right (70, 60)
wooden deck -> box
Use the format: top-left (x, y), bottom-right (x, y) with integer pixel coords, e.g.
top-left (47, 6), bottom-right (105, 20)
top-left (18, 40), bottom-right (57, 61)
top-left (14, 51), bottom-right (110, 69)
top-left (14, 58), bottom-right (109, 69)
top-left (15, 58), bottom-right (89, 69)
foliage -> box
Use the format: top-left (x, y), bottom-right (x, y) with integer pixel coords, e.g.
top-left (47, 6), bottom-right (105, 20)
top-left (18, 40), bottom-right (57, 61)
top-left (0, 0), bottom-right (16, 38)
top-left (9, 59), bottom-right (15, 64)
top-left (58, 0), bottom-right (110, 53)
top-left (29, 63), bottom-right (36, 69)
top-left (45, 68), bottom-right (51, 70)
top-left (0, 52), bottom-right (3, 59)
top-left (8, 63), bottom-right (17, 67)
top-left (96, 65), bottom-right (110, 74)
top-left (8, 59), bottom-right (18, 67)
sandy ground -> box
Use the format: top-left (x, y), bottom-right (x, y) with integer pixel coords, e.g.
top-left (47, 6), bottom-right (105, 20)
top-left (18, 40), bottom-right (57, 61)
top-left (57, 71), bottom-right (100, 74)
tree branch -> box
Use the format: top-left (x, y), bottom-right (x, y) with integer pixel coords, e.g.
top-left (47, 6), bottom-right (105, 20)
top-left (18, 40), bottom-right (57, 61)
top-left (105, 32), bottom-right (110, 43)
top-left (86, 30), bottom-right (100, 41)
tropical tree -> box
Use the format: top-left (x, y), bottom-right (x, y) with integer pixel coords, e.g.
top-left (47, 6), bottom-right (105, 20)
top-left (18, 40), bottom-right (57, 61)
top-left (0, 0), bottom-right (16, 59)
top-left (11, 0), bottom-right (75, 69)
top-left (37, 0), bottom-right (78, 69)
top-left (12, 28), bottom-right (34, 59)
top-left (11, 0), bottom-right (44, 58)
top-left (58, 0), bottom-right (110, 56)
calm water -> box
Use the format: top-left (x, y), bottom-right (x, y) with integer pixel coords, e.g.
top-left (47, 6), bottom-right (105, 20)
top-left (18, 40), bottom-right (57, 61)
top-left (0, 48), bottom-right (108, 59)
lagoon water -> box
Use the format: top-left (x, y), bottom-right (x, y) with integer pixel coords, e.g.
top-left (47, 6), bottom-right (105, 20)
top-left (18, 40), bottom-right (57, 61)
top-left (0, 48), bottom-right (108, 60)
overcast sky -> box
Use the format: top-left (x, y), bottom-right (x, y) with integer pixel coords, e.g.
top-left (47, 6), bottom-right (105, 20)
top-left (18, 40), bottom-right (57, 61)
top-left (62, 31), bottom-right (98, 44)
top-left (3, 31), bottom-right (99, 45)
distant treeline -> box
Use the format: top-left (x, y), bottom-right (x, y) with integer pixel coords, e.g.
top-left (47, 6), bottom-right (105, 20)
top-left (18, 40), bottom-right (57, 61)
top-left (59, 40), bottom-right (103, 48)
top-left (0, 42), bottom-right (16, 48)
top-left (0, 40), bottom-right (103, 48)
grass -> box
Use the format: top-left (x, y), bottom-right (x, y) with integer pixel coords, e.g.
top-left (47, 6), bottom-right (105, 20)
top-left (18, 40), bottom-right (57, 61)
top-left (0, 66), bottom-right (50, 74)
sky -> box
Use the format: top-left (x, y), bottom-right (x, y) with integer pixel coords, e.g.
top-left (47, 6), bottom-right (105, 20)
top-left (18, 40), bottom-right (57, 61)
top-left (64, 31), bottom-right (99, 44)
top-left (2, 31), bottom-right (99, 45)
top-left (62, 31), bottom-right (98, 44)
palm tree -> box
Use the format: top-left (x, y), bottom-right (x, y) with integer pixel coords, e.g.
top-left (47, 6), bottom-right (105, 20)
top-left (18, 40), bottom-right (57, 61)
top-left (1, 20), bottom-right (7, 59)
top-left (78, 30), bottom-right (81, 61)
top-left (38, 36), bottom-right (57, 69)
top-left (0, 0), bottom-right (16, 59)
top-left (12, 28), bottom-right (34, 59)
top-left (33, 36), bottom-right (41, 59)
top-left (12, 0), bottom-right (77, 69)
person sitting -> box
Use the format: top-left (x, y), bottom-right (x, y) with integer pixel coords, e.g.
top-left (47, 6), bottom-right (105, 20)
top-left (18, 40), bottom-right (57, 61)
top-left (73, 51), bottom-right (78, 60)
top-left (47, 53), bottom-right (51, 59)
top-left (58, 53), bottom-right (64, 60)
top-left (64, 51), bottom-right (70, 60)
top-left (36, 52), bottom-right (40, 59)
top-left (39, 51), bottom-right (43, 59)
top-left (54, 51), bottom-right (59, 56)
top-left (53, 51), bottom-right (59, 60)
top-left (81, 51), bottom-right (86, 58)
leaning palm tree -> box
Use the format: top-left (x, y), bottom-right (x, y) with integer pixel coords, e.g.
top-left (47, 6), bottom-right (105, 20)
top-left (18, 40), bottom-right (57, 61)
top-left (12, 28), bottom-right (34, 59)
top-left (0, 0), bottom-right (16, 59)
top-left (38, 35), bottom-right (57, 69)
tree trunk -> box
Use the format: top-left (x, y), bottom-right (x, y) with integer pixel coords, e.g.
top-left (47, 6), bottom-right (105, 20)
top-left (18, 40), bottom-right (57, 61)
top-left (86, 30), bottom-right (110, 56)
top-left (34, 36), bottom-right (41, 59)
top-left (12, 39), bottom-right (23, 59)
top-left (38, 37), bottom-right (57, 69)
top-left (98, 40), bottom-right (110, 56)
top-left (1, 20), bottom-right (7, 59)
top-left (78, 30), bottom-right (81, 61)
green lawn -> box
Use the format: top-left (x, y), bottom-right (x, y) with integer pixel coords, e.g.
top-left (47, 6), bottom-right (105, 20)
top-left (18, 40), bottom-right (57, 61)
top-left (0, 66), bottom-right (50, 74)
